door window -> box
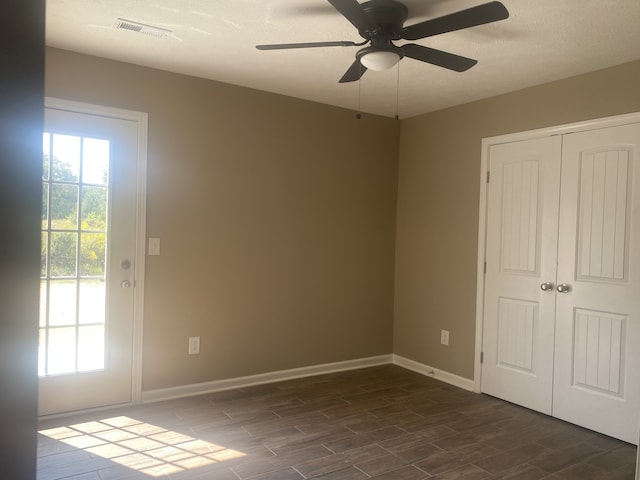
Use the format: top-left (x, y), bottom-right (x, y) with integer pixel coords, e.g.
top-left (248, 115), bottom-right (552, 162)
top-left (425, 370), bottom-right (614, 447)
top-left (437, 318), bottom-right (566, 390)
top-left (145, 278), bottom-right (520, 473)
top-left (40, 132), bottom-right (110, 376)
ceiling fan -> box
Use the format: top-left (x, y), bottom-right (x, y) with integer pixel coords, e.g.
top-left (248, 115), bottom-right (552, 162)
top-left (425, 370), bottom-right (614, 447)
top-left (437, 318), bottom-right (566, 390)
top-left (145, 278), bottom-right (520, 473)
top-left (256, 0), bottom-right (509, 83)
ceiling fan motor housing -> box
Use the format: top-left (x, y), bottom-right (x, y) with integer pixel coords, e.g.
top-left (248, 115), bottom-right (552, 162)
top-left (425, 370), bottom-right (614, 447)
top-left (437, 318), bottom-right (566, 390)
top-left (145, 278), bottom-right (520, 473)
top-left (360, 0), bottom-right (409, 40)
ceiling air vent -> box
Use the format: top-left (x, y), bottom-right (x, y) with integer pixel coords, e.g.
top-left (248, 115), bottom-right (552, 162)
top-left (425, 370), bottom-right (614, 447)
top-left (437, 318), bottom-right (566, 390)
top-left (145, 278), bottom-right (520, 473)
top-left (113, 18), bottom-right (171, 38)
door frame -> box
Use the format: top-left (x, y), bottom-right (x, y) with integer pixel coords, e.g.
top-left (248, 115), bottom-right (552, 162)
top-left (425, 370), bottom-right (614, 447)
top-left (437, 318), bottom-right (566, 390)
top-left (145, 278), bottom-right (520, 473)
top-left (43, 97), bottom-right (148, 407)
top-left (474, 110), bottom-right (640, 394)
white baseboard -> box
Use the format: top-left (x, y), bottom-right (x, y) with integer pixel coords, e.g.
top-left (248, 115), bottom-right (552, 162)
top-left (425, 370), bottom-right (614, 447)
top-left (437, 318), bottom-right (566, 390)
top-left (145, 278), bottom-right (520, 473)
top-left (141, 354), bottom-right (393, 403)
top-left (141, 353), bottom-right (475, 404)
top-left (392, 354), bottom-right (475, 391)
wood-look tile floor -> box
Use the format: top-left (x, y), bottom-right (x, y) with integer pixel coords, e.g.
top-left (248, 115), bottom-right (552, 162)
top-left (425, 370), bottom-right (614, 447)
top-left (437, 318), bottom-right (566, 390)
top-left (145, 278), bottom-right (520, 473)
top-left (37, 365), bottom-right (637, 480)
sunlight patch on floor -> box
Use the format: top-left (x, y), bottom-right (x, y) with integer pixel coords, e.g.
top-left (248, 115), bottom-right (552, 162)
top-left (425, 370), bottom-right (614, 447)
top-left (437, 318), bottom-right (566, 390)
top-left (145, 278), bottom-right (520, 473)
top-left (39, 415), bottom-right (246, 477)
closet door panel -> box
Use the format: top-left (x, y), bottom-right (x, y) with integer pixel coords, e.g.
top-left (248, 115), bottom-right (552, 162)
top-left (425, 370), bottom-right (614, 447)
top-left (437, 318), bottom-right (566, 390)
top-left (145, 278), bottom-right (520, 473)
top-left (553, 122), bottom-right (640, 443)
top-left (481, 136), bottom-right (562, 414)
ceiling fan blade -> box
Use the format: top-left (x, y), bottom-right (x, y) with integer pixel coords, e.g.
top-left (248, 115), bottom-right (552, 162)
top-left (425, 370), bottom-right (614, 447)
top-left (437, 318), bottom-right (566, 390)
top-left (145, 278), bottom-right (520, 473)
top-left (327, 0), bottom-right (377, 33)
top-left (339, 59), bottom-right (367, 83)
top-left (256, 41), bottom-right (358, 50)
top-left (402, 1), bottom-right (509, 40)
top-left (402, 44), bottom-right (477, 72)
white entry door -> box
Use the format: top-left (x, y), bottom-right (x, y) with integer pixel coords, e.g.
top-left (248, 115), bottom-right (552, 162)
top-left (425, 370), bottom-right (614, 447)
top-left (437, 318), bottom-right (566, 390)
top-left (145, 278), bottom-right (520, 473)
top-left (553, 123), bottom-right (640, 443)
top-left (481, 136), bottom-right (562, 414)
top-left (39, 102), bottom-right (143, 415)
top-left (481, 120), bottom-right (640, 444)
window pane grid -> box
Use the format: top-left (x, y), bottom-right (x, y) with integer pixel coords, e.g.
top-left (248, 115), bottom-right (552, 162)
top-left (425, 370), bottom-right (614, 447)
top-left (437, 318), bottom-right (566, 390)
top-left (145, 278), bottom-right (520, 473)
top-left (40, 132), bottom-right (110, 377)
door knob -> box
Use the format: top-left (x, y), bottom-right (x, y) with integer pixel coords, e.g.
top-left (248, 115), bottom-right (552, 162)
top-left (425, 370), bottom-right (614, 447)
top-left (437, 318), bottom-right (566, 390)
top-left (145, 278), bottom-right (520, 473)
top-left (556, 283), bottom-right (571, 293)
top-left (540, 282), bottom-right (555, 291)
top-left (121, 280), bottom-right (132, 289)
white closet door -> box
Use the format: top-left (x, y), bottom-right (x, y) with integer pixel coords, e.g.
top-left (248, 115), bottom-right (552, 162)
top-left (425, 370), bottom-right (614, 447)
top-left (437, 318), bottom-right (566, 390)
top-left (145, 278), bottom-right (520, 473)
top-left (553, 122), bottom-right (640, 443)
top-left (481, 136), bottom-right (562, 414)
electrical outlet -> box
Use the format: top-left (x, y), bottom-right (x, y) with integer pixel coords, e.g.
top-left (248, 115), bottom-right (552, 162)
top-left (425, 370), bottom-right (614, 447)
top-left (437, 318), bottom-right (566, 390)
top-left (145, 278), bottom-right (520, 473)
top-left (188, 336), bottom-right (200, 355)
top-left (440, 329), bottom-right (450, 346)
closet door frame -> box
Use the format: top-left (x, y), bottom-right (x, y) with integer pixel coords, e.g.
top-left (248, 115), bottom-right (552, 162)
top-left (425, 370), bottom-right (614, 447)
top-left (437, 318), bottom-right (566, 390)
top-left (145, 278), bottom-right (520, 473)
top-left (474, 111), bottom-right (640, 393)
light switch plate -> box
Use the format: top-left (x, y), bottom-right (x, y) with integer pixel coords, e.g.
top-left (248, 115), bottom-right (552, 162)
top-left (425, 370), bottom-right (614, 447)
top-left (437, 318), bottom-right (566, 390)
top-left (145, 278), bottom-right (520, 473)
top-left (440, 329), bottom-right (450, 346)
top-left (188, 336), bottom-right (200, 355)
top-left (148, 237), bottom-right (160, 256)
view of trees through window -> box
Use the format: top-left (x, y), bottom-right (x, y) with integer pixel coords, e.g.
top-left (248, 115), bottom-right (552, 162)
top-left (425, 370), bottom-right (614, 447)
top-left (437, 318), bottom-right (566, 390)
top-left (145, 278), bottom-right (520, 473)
top-left (42, 146), bottom-right (108, 278)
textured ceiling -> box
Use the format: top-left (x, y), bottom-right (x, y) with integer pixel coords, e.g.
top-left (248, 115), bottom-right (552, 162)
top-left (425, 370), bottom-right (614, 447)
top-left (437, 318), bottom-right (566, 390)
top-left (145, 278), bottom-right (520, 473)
top-left (46, 0), bottom-right (640, 118)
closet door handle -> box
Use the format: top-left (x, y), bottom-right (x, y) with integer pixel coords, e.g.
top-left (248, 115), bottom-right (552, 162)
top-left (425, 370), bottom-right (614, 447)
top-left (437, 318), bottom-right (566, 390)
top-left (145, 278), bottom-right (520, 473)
top-left (556, 283), bottom-right (571, 293)
top-left (540, 282), bottom-right (555, 291)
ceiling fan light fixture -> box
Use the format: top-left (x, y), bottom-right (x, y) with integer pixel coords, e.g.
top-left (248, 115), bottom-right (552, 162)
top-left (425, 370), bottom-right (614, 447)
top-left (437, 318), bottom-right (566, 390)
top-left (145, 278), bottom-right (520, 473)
top-left (360, 50), bottom-right (401, 71)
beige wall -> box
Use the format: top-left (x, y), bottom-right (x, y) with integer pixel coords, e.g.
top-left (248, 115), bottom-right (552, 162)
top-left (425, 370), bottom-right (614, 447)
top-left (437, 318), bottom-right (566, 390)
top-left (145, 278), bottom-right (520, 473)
top-left (394, 60), bottom-right (640, 379)
top-left (45, 46), bottom-right (640, 389)
top-left (45, 48), bottom-right (399, 391)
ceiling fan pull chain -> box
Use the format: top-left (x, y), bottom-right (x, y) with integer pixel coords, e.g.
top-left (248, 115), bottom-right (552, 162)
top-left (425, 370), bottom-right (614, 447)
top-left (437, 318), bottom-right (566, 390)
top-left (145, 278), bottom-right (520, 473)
top-left (356, 63), bottom-right (363, 119)
top-left (395, 61), bottom-right (400, 120)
